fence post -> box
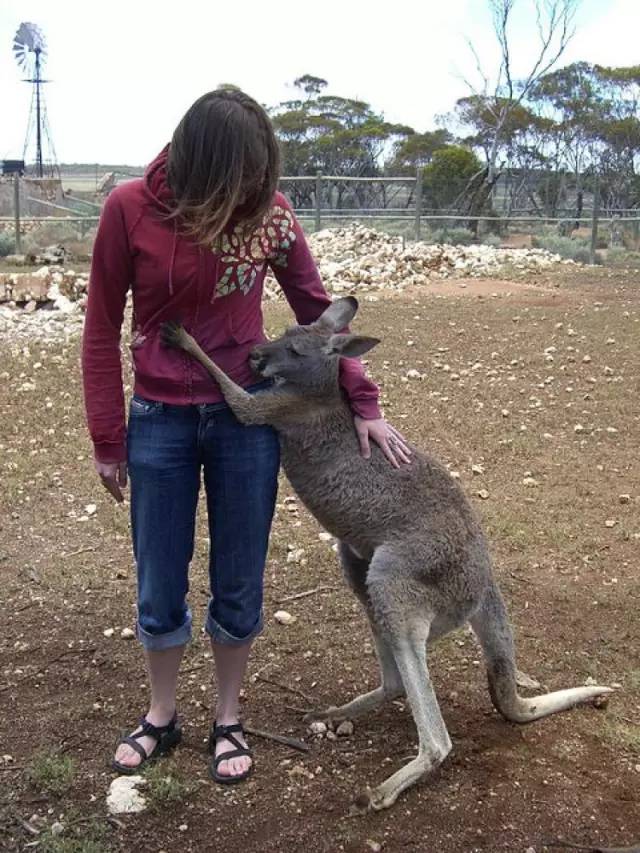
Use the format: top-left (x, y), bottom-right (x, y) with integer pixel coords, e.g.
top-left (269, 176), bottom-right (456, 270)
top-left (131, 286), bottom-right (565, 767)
top-left (414, 167), bottom-right (423, 242)
top-left (315, 171), bottom-right (322, 232)
top-left (13, 174), bottom-right (22, 254)
top-left (589, 176), bottom-right (600, 265)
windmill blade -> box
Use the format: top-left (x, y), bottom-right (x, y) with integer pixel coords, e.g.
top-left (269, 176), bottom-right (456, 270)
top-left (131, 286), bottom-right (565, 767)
top-left (13, 22), bottom-right (47, 70)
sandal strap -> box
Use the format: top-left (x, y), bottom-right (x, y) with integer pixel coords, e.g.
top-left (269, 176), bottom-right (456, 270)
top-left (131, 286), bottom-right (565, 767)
top-left (213, 747), bottom-right (251, 768)
top-left (118, 736), bottom-right (149, 762)
top-left (211, 723), bottom-right (249, 755)
top-left (136, 713), bottom-right (177, 743)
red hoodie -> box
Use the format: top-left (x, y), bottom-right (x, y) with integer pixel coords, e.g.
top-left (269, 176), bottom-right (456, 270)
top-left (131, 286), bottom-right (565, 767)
top-left (82, 148), bottom-right (381, 463)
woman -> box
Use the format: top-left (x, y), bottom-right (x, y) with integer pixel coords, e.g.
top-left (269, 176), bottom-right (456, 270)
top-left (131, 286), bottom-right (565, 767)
top-left (82, 87), bottom-right (410, 784)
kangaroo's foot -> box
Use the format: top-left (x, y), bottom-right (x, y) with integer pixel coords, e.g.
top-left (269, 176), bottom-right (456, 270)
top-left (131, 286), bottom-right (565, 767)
top-left (352, 746), bottom-right (449, 814)
top-left (303, 685), bottom-right (404, 725)
top-left (516, 669), bottom-right (542, 690)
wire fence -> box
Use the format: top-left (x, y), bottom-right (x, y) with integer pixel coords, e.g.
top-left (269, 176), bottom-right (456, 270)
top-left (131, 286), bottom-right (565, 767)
top-left (2, 173), bottom-right (640, 266)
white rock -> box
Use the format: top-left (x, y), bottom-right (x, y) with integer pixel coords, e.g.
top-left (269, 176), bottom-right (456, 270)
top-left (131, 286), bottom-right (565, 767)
top-left (103, 628), bottom-right (115, 638)
top-left (309, 721), bottom-right (327, 735)
top-left (107, 775), bottom-right (147, 814)
top-left (274, 610), bottom-right (296, 625)
top-left (120, 627), bottom-right (135, 639)
top-left (286, 548), bottom-right (305, 564)
top-left (336, 719), bottom-right (354, 737)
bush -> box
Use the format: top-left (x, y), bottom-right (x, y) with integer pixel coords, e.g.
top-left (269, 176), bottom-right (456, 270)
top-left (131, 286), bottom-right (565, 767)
top-left (606, 246), bottom-right (640, 267)
top-left (424, 226), bottom-right (475, 246)
top-left (0, 231), bottom-right (16, 257)
top-left (532, 234), bottom-right (602, 264)
top-left (23, 220), bottom-right (84, 253)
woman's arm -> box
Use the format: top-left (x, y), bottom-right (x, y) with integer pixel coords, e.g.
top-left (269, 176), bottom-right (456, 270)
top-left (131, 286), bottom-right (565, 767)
top-left (81, 190), bottom-right (132, 470)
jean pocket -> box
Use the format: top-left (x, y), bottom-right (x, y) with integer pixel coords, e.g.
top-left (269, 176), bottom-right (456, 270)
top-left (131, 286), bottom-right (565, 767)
top-left (129, 395), bottom-right (164, 416)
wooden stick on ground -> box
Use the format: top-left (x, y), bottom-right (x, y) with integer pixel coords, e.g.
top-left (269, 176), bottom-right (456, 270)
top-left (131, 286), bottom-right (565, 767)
top-left (243, 725), bottom-right (309, 753)
top-left (279, 585), bottom-right (337, 603)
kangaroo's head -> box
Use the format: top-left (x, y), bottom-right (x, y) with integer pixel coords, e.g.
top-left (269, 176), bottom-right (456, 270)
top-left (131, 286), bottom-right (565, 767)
top-left (250, 297), bottom-right (380, 392)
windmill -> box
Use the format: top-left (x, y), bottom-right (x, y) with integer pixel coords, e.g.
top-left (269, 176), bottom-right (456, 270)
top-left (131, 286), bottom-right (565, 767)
top-left (13, 22), bottom-right (58, 178)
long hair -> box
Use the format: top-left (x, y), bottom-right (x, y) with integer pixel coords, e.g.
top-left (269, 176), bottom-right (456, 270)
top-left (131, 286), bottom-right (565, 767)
top-left (167, 88), bottom-right (280, 246)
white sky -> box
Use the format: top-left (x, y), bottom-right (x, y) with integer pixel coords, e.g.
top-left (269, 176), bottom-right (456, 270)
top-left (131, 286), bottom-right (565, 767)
top-left (1, 0), bottom-right (638, 166)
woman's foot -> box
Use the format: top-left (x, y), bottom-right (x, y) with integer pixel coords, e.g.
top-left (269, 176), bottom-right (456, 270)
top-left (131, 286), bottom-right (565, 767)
top-left (210, 719), bottom-right (252, 782)
top-left (113, 709), bottom-right (177, 770)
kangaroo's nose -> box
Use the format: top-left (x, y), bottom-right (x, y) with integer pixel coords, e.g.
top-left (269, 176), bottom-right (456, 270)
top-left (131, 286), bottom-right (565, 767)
top-left (250, 347), bottom-right (267, 372)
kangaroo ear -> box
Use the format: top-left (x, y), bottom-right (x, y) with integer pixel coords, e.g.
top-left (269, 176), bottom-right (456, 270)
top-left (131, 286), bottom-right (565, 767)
top-left (314, 296), bottom-right (359, 331)
top-left (325, 334), bottom-right (380, 358)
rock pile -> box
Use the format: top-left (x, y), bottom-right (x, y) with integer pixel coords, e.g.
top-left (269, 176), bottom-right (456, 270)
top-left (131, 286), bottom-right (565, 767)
top-left (264, 224), bottom-right (568, 299)
top-left (1, 224), bottom-right (571, 340)
top-left (0, 266), bottom-right (87, 342)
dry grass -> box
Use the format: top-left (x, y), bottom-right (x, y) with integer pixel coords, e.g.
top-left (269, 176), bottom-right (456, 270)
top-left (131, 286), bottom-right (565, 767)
top-left (1, 265), bottom-right (639, 853)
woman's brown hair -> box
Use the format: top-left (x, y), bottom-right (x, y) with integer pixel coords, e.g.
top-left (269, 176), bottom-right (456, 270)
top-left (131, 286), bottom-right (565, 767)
top-left (167, 88), bottom-right (280, 246)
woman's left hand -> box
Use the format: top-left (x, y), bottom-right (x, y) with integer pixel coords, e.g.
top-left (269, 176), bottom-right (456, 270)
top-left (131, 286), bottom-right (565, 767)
top-left (353, 416), bottom-right (412, 469)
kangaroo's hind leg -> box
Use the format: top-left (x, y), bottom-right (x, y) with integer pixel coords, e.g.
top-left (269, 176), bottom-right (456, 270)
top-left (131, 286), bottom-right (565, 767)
top-left (304, 542), bottom-right (404, 724)
top-left (360, 548), bottom-right (453, 811)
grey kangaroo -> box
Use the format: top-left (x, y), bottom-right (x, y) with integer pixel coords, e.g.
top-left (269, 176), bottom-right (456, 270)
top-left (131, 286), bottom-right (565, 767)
top-left (160, 297), bottom-right (611, 811)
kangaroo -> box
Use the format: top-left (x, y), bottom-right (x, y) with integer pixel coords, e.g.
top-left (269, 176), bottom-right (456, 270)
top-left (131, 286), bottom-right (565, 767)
top-left (160, 297), bottom-right (611, 811)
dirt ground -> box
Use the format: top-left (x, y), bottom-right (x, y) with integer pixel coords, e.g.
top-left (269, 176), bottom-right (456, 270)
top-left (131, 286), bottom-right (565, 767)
top-left (1, 266), bottom-right (639, 853)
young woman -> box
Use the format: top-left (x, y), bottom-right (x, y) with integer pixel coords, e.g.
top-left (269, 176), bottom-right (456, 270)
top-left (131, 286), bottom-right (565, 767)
top-left (82, 88), bottom-right (410, 784)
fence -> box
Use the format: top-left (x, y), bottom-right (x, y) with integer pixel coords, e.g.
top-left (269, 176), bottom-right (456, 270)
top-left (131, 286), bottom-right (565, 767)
top-left (2, 172), bottom-right (640, 266)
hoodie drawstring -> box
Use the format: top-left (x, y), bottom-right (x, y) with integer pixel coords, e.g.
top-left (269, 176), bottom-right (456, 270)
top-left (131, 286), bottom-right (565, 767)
top-left (168, 220), bottom-right (178, 296)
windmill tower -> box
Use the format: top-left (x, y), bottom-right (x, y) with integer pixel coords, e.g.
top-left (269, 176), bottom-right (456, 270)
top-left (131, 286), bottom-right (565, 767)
top-left (13, 22), bottom-right (58, 178)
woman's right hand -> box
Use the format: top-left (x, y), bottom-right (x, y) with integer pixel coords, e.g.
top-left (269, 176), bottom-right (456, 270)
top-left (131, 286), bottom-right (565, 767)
top-left (95, 460), bottom-right (128, 503)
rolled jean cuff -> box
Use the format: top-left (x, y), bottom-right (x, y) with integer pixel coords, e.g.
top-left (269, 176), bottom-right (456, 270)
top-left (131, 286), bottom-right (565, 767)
top-left (136, 610), bottom-right (193, 651)
top-left (205, 611), bottom-right (263, 646)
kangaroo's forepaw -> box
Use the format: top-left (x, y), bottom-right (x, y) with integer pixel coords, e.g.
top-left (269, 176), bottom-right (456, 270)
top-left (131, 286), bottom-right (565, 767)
top-left (160, 321), bottom-right (189, 350)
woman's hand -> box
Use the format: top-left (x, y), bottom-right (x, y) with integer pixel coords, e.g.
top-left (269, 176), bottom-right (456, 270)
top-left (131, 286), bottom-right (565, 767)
top-left (353, 416), bottom-right (412, 469)
top-left (95, 460), bottom-right (128, 503)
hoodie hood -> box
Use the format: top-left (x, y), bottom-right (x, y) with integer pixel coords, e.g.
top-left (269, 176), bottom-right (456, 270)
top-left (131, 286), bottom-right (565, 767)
top-left (143, 145), bottom-right (179, 294)
top-left (143, 145), bottom-right (175, 212)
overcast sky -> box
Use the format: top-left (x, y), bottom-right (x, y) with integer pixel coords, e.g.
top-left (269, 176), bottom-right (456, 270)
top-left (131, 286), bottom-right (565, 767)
top-left (1, 0), bottom-right (638, 166)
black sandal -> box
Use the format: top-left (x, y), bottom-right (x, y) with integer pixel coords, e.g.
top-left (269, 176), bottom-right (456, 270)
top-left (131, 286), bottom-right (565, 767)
top-left (208, 722), bottom-right (252, 785)
top-left (112, 713), bottom-right (181, 775)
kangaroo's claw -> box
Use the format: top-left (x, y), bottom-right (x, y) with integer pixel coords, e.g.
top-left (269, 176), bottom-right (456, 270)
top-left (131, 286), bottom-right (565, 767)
top-left (159, 321), bottom-right (186, 349)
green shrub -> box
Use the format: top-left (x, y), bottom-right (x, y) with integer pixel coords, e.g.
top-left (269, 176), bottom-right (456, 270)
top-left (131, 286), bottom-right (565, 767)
top-left (424, 226), bottom-right (475, 246)
top-left (26, 751), bottom-right (75, 795)
top-left (606, 246), bottom-right (640, 267)
top-left (532, 234), bottom-right (602, 264)
top-left (480, 233), bottom-right (502, 248)
top-left (0, 231), bottom-right (16, 257)
top-left (23, 221), bottom-right (84, 253)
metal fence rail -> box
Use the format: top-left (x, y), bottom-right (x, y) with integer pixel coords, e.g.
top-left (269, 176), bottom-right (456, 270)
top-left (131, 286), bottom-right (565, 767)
top-left (3, 171), bottom-right (639, 265)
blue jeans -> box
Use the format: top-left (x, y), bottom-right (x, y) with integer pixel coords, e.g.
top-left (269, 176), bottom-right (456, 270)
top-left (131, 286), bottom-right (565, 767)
top-left (127, 387), bottom-right (280, 650)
